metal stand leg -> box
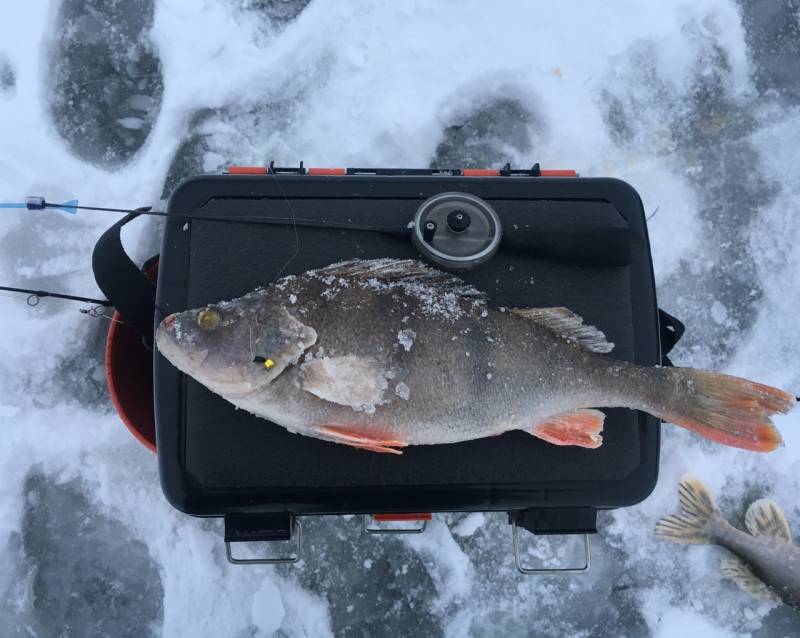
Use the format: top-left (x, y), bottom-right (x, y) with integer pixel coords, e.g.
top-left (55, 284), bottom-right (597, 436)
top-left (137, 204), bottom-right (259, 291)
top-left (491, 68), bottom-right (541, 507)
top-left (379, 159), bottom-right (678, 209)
top-left (511, 520), bottom-right (591, 575)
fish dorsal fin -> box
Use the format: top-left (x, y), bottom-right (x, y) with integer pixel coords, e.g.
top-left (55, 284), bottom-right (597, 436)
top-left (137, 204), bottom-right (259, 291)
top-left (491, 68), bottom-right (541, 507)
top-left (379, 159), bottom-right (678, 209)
top-left (744, 499), bottom-right (792, 541)
top-left (310, 259), bottom-right (486, 303)
top-left (720, 557), bottom-right (780, 602)
top-left (511, 307), bottom-right (614, 354)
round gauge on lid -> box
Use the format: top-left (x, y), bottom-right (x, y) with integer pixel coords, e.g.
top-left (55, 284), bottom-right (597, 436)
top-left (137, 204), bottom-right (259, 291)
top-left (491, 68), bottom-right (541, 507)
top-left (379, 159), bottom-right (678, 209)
top-left (411, 192), bottom-right (502, 270)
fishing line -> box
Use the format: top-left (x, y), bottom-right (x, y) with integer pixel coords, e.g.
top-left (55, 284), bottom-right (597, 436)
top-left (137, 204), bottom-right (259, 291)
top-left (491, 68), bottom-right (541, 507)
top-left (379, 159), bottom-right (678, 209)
top-left (267, 169), bottom-right (301, 283)
top-left (79, 304), bottom-right (130, 327)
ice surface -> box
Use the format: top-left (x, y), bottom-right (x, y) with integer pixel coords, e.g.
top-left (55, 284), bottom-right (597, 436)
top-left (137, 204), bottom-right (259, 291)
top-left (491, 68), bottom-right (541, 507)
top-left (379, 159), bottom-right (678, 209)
top-left (0, 53), bottom-right (14, 95)
top-left (432, 84), bottom-right (542, 168)
top-left (738, 0), bottom-right (800, 105)
top-left (46, 0), bottom-right (164, 167)
top-left (0, 471), bottom-right (164, 637)
top-left (242, 0), bottom-right (314, 29)
top-left (1, 0), bottom-right (800, 636)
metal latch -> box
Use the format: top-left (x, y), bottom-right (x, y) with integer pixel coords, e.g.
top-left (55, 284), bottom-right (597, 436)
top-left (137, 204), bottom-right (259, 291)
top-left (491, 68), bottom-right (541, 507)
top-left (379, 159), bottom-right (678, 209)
top-left (224, 512), bottom-right (302, 565)
top-left (363, 513), bottom-right (431, 534)
top-left (508, 508), bottom-right (596, 575)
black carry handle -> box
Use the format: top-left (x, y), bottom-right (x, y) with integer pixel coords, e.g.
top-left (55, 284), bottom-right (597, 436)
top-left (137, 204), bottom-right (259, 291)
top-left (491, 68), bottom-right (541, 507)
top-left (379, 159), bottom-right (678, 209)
top-left (224, 512), bottom-right (293, 542)
top-left (91, 210), bottom-right (156, 346)
top-left (658, 309), bottom-right (685, 367)
top-left (502, 227), bottom-right (638, 267)
top-left (509, 507), bottom-right (598, 535)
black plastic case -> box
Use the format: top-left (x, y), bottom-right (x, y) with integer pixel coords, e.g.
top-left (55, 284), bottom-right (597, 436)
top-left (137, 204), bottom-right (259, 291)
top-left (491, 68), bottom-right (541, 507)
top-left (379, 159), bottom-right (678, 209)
top-left (154, 171), bottom-right (661, 533)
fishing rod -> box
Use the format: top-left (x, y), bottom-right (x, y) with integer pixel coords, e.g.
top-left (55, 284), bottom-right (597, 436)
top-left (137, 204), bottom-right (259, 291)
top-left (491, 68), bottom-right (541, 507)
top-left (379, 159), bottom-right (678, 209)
top-left (1, 196), bottom-right (411, 235)
top-left (0, 193), bottom-right (410, 309)
top-left (0, 285), bottom-right (112, 307)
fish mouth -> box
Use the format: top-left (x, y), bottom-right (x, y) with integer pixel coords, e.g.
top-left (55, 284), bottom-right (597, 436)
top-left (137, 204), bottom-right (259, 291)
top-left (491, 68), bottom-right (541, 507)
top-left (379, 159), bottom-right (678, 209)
top-left (155, 317), bottom-right (262, 397)
top-left (155, 318), bottom-right (209, 372)
top-left (162, 313), bottom-right (177, 330)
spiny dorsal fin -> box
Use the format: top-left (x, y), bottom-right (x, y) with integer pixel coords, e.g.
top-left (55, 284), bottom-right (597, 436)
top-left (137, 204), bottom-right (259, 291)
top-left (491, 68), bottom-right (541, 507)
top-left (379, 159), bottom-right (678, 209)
top-left (511, 307), bottom-right (614, 354)
top-left (744, 499), bottom-right (793, 541)
top-left (720, 557), bottom-right (780, 602)
top-left (310, 258), bottom-right (485, 301)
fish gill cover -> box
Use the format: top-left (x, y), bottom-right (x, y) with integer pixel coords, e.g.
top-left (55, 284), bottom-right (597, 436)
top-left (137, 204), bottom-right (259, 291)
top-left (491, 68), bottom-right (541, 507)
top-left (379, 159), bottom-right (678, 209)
top-left (0, 1), bottom-right (799, 637)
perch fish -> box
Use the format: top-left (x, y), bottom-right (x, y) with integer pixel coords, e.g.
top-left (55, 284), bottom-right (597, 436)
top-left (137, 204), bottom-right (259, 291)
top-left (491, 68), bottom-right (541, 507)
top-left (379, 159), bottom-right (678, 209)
top-left (156, 259), bottom-right (795, 454)
top-left (656, 475), bottom-right (800, 610)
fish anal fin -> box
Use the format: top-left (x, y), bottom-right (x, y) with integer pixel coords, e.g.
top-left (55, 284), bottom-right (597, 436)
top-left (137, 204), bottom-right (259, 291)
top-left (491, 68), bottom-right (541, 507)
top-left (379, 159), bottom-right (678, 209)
top-left (530, 409), bottom-right (605, 448)
top-left (316, 425), bottom-right (407, 455)
top-left (511, 307), bottom-right (614, 353)
top-left (720, 557), bottom-right (780, 603)
top-left (744, 499), bottom-right (793, 541)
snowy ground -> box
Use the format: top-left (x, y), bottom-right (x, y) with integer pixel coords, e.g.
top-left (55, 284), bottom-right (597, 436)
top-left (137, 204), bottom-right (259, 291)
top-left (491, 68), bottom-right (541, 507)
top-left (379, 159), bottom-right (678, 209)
top-left (1, 1), bottom-right (799, 636)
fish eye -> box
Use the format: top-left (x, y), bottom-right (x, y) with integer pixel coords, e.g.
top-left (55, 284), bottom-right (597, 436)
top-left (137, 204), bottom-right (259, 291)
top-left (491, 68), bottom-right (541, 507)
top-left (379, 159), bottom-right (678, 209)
top-left (197, 307), bottom-right (221, 330)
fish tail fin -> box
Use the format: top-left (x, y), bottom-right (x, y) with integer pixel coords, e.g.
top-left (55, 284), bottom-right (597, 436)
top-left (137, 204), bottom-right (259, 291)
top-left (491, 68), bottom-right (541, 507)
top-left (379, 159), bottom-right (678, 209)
top-left (655, 475), bottom-right (726, 544)
top-left (653, 368), bottom-right (794, 452)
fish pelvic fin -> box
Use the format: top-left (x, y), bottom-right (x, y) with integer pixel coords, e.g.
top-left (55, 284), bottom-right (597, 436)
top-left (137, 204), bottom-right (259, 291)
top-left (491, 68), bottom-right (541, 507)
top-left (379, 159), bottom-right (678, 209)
top-left (720, 557), bottom-right (780, 603)
top-left (744, 499), bottom-right (793, 542)
top-left (653, 368), bottom-right (794, 452)
top-left (654, 474), bottom-right (726, 545)
top-left (530, 409), bottom-right (605, 448)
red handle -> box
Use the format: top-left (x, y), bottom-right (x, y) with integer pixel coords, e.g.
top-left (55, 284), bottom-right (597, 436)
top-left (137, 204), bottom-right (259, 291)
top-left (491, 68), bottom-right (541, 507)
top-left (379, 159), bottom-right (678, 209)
top-left (372, 513), bottom-right (432, 522)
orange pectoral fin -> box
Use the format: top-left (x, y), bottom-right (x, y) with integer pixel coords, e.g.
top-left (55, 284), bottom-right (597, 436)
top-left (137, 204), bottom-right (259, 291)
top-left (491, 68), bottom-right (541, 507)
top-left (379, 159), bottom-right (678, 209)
top-left (316, 425), bottom-right (408, 455)
top-left (530, 409), bottom-right (605, 449)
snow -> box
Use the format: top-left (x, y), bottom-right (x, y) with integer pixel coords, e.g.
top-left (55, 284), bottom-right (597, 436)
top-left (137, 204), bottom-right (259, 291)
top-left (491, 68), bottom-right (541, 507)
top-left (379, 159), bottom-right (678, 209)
top-left (1, 0), bottom-right (799, 636)
top-left (117, 117), bottom-right (146, 131)
top-left (397, 328), bottom-right (416, 352)
top-left (251, 577), bottom-right (285, 634)
top-left (710, 300), bottom-right (729, 324)
top-left (394, 381), bottom-right (410, 401)
top-left (452, 513), bottom-right (485, 538)
top-left (644, 600), bottom-right (740, 638)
